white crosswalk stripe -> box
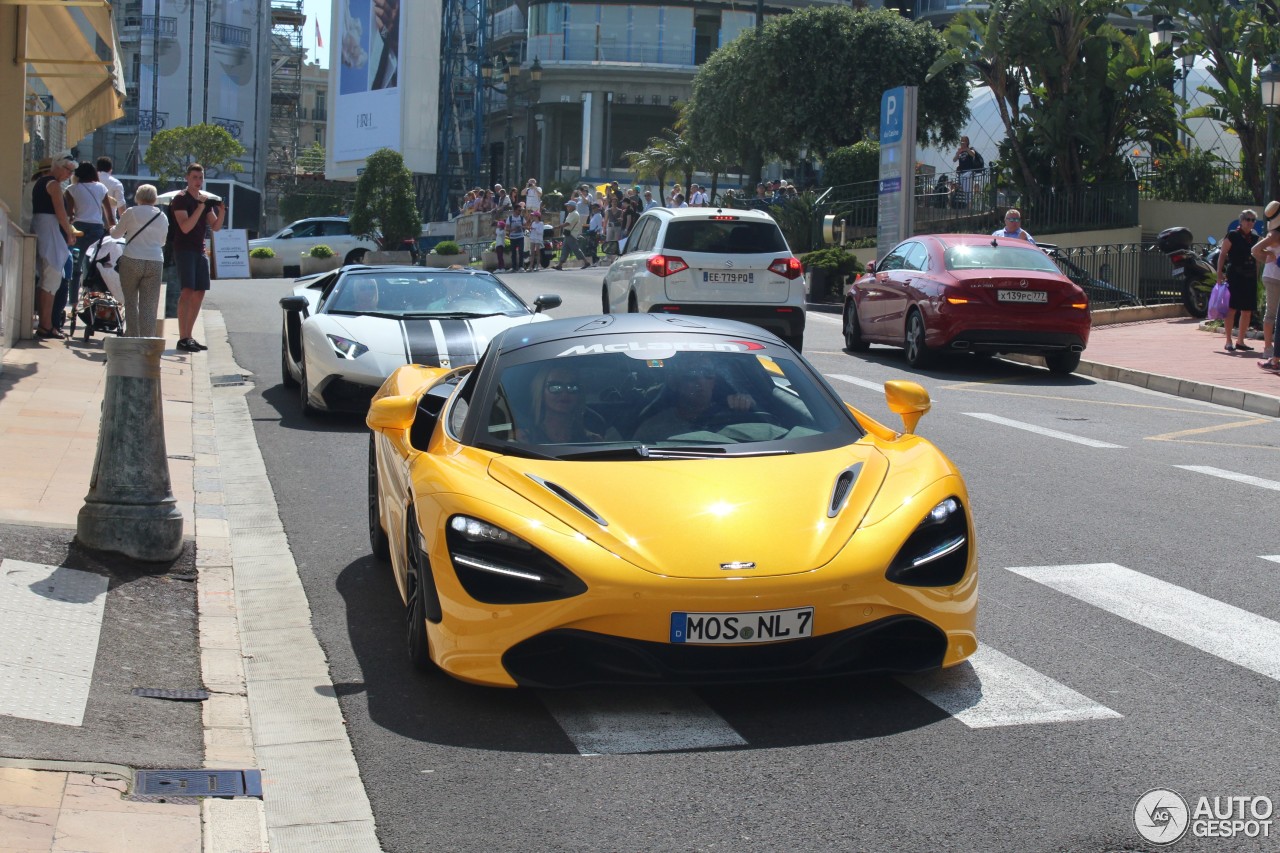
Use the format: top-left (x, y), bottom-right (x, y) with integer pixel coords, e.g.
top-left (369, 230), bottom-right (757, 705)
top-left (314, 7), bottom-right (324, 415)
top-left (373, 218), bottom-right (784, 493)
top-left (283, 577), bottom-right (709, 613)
top-left (542, 687), bottom-right (747, 755)
top-left (1174, 465), bottom-right (1280, 492)
top-left (827, 373), bottom-right (887, 394)
top-left (1006, 562), bottom-right (1280, 682)
top-left (897, 644), bottom-right (1121, 728)
top-left (962, 413), bottom-right (1125, 448)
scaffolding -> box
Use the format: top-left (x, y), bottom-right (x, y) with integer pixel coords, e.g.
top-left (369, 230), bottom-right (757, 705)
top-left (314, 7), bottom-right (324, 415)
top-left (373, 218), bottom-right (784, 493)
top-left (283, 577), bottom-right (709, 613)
top-left (434, 0), bottom-right (487, 219)
top-left (267, 0), bottom-right (305, 225)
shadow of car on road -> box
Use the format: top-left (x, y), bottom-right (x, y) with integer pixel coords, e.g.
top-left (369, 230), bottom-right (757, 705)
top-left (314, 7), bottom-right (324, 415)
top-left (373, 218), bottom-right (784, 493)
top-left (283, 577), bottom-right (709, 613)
top-left (257, 382), bottom-right (369, 435)
top-left (839, 344), bottom-right (1098, 389)
top-left (330, 557), bottom-right (955, 754)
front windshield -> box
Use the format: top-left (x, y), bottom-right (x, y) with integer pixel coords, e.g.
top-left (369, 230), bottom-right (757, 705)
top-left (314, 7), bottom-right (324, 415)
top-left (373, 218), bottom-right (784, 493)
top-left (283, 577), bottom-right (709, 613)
top-left (326, 271), bottom-right (528, 316)
top-left (478, 342), bottom-right (860, 458)
top-left (945, 244), bottom-right (1062, 273)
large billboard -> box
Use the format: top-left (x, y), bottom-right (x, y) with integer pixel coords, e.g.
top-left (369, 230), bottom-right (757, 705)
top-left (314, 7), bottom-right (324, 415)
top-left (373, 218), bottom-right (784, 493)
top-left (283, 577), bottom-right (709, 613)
top-left (327, 0), bottom-right (440, 179)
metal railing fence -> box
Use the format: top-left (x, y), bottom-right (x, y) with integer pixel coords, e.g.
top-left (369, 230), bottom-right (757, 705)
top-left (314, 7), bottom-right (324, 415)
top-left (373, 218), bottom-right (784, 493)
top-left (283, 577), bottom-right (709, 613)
top-left (1045, 241), bottom-right (1200, 308)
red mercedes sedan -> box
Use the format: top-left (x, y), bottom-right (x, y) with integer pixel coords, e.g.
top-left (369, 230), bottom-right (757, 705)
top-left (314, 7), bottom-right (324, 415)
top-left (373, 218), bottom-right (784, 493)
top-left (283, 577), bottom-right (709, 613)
top-left (841, 234), bottom-right (1091, 374)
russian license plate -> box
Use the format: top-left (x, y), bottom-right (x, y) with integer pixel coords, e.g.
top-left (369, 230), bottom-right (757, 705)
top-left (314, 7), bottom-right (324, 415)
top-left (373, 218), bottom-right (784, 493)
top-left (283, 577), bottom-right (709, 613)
top-left (670, 607), bottom-right (814, 645)
top-left (996, 289), bottom-right (1048, 303)
top-left (702, 272), bottom-right (754, 283)
top-left (1171, 266), bottom-right (1184, 277)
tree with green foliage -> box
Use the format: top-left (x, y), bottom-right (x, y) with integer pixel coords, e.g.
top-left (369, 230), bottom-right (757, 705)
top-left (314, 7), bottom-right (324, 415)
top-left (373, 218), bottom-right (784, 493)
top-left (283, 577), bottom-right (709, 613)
top-left (929, 0), bottom-right (1178, 197)
top-left (1148, 0), bottom-right (1280, 201)
top-left (349, 148), bottom-right (422, 248)
top-left (685, 7), bottom-right (969, 180)
top-left (821, 141), bottom-right (880, 188)
top-left (297, 142), bottom-right (326, 175)
top-left (143, 124), bottom-right (245, 183)
top-left (624, 138), bottom-right (676, 198)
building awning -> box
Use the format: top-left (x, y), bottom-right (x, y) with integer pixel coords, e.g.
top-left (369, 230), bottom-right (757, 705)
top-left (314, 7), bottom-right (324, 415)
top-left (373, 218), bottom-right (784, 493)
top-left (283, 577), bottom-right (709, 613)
top-left (8, 0), bottom-right (127, 145)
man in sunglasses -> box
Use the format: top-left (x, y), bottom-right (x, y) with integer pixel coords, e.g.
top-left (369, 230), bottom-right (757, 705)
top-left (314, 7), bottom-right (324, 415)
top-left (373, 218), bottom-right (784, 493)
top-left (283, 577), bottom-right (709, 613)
top-left (633, 355), bottom-right (755, 443)
top-left (993, 208), bottom-right (1035, 243)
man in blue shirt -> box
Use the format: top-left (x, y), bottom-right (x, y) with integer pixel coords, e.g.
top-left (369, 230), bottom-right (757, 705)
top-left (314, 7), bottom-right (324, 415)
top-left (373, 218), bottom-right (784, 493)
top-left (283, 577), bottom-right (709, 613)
top-left (992, 209), bottom-right (1035, 244)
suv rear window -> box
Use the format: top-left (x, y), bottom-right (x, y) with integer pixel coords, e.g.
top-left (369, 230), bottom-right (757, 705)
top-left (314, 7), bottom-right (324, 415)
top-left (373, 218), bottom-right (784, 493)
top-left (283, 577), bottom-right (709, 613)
top-left (663, 220), bottom-right (788, 254)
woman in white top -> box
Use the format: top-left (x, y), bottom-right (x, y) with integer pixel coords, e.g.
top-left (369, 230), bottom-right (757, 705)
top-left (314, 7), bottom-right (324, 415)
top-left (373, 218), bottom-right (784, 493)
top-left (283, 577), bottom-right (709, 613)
top-left (63, 162), bottom-right (115, 331)
top-left (110, 184), bottom-right (168, 337)
top-left (523, 179), bottom-right (542, 214)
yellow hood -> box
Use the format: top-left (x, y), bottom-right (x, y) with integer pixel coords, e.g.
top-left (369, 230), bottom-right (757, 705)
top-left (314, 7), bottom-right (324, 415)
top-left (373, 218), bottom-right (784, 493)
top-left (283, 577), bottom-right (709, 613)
top-left (487, 446), bottom-right (888, 579)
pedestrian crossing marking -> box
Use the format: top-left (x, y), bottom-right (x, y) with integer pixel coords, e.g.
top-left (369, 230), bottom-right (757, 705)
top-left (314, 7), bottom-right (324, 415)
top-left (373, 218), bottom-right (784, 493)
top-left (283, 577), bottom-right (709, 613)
top-left (542, 687), bottom-right (747, 755)
top-left (897, 644), bottom-right (1121, 728)
top-left (1175, 465), bottom-right (1280, 492)
top-left (1006, 562), bottom-right (1280, 682)
top-left (0, 560), bottom-right (108, 726)
top-left (963, 413), bottom-right (1124, 448)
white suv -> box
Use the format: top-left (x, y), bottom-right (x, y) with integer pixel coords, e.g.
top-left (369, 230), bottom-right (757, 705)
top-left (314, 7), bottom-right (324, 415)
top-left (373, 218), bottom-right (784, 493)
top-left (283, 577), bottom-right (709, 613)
top-left (602, 207), bottom-right (807, 350)
top-left (250, 217), bottom-right (379, 271)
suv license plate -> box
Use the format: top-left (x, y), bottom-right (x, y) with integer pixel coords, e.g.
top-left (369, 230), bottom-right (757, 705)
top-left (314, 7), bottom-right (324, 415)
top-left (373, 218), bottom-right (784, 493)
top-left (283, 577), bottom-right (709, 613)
top-left (996, 290), bottom-right (1048, 303)
top-left (671, 607), bottom-right (814, 645)
top-left (703, 272), bottom-right (754, 283)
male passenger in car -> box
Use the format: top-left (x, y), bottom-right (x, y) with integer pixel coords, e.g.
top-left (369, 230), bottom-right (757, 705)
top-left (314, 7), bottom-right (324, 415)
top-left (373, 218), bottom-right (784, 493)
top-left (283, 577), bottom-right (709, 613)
top-left (632, 357), bottom-right (755, 442)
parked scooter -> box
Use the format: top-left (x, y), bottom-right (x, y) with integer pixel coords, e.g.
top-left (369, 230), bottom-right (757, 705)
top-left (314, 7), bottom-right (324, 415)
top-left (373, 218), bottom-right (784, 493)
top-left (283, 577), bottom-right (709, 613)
top-left (1157, 227), bottom-right (1218, 318)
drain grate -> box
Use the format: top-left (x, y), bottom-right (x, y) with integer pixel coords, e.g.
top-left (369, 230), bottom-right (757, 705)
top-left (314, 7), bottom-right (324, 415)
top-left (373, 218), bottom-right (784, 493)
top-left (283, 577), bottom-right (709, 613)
top-left (210, 373), bottom-right (247, 387)
top-left (135, 768), bottom-right (262, 799)
top-left (131, 687), bottom-right (209, 701)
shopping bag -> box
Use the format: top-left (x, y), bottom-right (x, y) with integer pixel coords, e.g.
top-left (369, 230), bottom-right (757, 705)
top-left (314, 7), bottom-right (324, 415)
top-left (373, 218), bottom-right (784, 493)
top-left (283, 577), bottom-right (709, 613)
top-left (1207, 281), bottom-right (1230, 320)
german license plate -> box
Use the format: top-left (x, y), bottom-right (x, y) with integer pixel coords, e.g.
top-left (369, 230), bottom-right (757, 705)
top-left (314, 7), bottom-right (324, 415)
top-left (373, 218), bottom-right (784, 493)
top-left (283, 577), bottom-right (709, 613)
top-left (703, 272), bottom-right (754, 283)
top-left (670, 607), bottom-right (814, 645)
top-left (997, 290), bottom-right (1048, 303)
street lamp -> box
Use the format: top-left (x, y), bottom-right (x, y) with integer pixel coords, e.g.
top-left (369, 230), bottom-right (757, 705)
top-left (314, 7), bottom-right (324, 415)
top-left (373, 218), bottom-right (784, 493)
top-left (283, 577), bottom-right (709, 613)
top-left (479, 52), bottom-right (542, 187)
top-left (1262, 60), bottom-right (1280, 203)
top-left (1149, 15), bottom-right (1175, 51)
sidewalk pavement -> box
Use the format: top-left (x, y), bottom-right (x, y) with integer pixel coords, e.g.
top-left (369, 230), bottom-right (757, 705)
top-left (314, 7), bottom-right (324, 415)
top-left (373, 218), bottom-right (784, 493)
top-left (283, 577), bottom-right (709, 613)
top-left (0, 303), bottom-right (1276, 852)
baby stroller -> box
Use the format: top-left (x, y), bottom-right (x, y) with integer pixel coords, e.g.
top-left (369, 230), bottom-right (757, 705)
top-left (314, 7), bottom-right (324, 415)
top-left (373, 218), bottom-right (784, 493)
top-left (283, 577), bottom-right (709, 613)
top-left (70, 237), bottom-right (125, 341)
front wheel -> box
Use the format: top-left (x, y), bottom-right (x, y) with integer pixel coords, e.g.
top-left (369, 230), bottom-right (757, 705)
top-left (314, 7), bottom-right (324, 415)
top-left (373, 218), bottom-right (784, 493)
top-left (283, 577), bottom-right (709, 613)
top-left (1045, 351), bottom-right (1082, 375)
top-left (298, 356), bottom-right (317, 416)
top-left (843, 300), bottom-right (869, 352)
top-left (405, 517), bottom-right (436, 672)
top-left (368, 435), bottom-right (390, 562)
top-left (281, 336), bottom-right (299, 388)
top-left (903, 310), bottom-right (933, 369)
top-left (1182, 283), bottom-right (1209, 318)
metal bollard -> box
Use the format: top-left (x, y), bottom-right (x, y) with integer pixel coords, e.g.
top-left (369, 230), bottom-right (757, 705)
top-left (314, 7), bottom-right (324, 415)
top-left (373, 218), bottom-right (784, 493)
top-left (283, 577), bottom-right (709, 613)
top-left (77, 336), bottom-right (184, 561)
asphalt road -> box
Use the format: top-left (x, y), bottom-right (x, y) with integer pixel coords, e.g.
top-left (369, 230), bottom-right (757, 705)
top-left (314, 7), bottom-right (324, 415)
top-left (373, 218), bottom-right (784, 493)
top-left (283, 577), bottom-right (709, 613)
top-left (210, 269), bottom-right (1280, 853)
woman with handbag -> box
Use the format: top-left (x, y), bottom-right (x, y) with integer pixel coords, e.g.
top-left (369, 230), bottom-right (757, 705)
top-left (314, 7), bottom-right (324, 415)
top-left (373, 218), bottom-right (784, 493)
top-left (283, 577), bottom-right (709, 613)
top-left (109, 184), bottom-right (167, 336)
top-left (1216, 209), bottom-right (1260, 352)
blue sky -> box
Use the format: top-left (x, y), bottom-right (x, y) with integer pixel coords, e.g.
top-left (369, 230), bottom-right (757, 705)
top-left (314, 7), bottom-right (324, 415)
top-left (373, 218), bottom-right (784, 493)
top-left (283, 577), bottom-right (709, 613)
top-left (303, 0), bottom-right (331, 68)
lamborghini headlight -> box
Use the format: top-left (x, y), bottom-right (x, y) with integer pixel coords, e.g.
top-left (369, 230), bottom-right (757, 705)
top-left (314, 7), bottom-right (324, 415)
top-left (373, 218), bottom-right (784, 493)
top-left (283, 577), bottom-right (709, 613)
top-left (326, 334), bottom-right (369, 359)
top-left (446, 515), bottom-right (586, 604)
top-left (886, 497), bottom-right (970, 587)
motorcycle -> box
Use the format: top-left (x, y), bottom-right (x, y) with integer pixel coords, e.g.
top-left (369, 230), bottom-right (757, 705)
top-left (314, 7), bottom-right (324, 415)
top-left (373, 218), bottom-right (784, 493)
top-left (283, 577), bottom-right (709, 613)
top-left (1157, 227), bottom-right (1218, 318)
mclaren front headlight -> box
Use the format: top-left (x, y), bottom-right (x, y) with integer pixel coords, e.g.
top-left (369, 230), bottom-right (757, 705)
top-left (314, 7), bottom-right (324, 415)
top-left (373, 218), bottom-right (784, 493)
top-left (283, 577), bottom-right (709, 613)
top-left (886, 497), bottom-right (970, 587)
top-left (446, 515), bottom-right (587, 604)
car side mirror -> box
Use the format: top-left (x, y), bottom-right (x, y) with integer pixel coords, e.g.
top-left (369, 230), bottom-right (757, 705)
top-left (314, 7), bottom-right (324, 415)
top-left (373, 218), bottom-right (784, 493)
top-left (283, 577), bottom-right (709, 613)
top-left (884, 380), bottom-right (930, 435)
top-left (533, 294), bottom-right (562, 313)
top-left (280, 229), bottom-right (294, 239)
top-left (279, 295), bottom-right (309, 313)
top-left (864, 260), bottom-right (876, 274)
top-left (367, 394), bottom-right (418, 431)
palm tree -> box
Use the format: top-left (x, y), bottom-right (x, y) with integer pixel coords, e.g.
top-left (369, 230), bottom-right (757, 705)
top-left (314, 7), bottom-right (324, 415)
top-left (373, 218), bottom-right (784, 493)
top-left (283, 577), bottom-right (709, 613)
top-left (624, 140), bottom-right (672, 197)
top-left (659, 129), bottom-right (698, 202)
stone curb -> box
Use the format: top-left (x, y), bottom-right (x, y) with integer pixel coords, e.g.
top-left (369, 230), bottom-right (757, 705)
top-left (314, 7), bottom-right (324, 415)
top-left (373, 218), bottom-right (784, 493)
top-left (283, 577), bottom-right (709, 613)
top-left (197, 310), bottom-right (381, 853)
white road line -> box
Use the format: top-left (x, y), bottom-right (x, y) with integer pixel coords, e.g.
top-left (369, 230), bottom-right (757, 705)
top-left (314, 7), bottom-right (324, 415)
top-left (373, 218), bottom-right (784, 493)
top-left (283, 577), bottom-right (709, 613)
top-left (0, 560), bottom-right (108, 726)
top-left (542, 688), bottom-right (747, 755)
top-left (1006, 562), bottom-right (1280, 682)
top-left (828, 373), bottom-right (887, 394)
top-left (963, 412), bottom-right (1125, 448)
top-left (806, 312), bottom-right (842, 326)
top-left (897, 645), bottom-right (1121, 728)
top-left (1262, 556), bottom-right (1280, 564)
top-left (1175, 465), bottom-right (1280, 492)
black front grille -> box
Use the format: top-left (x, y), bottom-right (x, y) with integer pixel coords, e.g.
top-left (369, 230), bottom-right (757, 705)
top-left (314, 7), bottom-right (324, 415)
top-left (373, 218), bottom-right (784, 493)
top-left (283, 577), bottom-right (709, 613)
top-left (317, 375), bottom-right (378, 412)
top-left (502, 615), bottom-right (947, 688)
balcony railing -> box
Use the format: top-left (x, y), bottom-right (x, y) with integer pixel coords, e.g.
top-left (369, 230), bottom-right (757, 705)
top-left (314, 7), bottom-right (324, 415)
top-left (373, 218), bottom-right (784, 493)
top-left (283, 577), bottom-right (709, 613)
top-left (121, 16), bottom-right (177, 40)
top-left (210, 116), bottom-right (244, 140)
top-left (122, 108), bottom-right (169, 131)
top-left (210, 22), bottom-right (251, 48)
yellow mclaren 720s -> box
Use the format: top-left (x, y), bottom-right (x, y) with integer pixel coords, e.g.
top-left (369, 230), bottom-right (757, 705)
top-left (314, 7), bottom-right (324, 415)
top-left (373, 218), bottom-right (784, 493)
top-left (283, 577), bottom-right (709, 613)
top-left (367, 313), bottom-right (977, 688)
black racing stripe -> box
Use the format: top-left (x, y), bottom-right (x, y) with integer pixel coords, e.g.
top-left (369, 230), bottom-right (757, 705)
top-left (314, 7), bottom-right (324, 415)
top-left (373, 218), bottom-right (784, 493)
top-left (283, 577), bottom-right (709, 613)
top-left (402, 319), bottom-right (441, 365)
top-left (434, 318), bottom-right (479, 366)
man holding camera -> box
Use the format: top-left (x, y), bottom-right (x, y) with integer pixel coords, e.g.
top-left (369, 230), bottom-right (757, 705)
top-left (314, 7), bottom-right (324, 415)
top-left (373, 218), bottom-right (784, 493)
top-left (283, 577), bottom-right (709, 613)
top-left (170, 163), bottom-right (225, 352)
